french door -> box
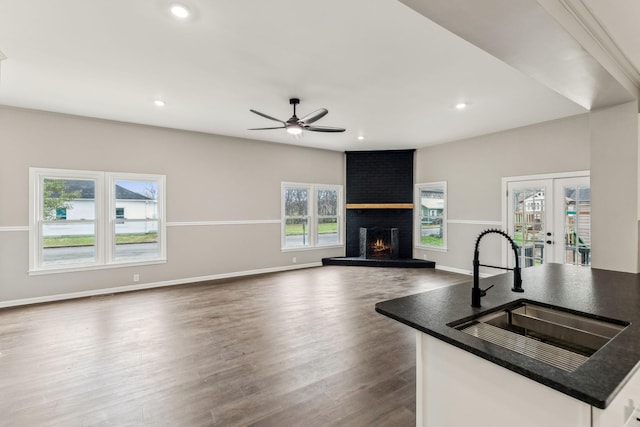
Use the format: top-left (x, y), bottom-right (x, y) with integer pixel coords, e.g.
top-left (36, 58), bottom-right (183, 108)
top-left (505, 174), bottom-right (591, 268)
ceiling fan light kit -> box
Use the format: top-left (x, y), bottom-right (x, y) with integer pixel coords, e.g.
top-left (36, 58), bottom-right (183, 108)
top-left (249, 98), bottom-right (345, 135)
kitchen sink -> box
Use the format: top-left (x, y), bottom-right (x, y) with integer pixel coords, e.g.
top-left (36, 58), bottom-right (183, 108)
top-left (450, 301), bottom-right (628, 372)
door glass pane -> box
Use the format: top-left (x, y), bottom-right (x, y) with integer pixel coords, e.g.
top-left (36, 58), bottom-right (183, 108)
top-left (42, 178), bottom-right (96, 266)
top-left (563, 185), bottom-right (591, 266)
top-left (114, 180), bottom-right (160, 260)
top-left (513, 188), bottom-right (545, 268)
top-left (317, 189), bottom-right (338, 245)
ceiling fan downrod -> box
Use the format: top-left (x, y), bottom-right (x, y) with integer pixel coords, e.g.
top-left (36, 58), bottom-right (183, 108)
top-left (289, 98), bottom-right (300, 118)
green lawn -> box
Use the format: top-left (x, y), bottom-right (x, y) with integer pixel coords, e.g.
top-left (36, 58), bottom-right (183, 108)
top-left (44, 232), bottom-right (158, 248)
top-left (421, 235), bottom-right (443, 246)
top-left (285, 223), bottom-right (337, 236)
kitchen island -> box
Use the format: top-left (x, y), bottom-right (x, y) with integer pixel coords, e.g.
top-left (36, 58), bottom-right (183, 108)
top-left (376, 263), bottom-right (640, 427)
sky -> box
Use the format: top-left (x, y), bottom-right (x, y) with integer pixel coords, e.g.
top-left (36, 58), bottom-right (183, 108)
top-left (117, 180), bottom-right (158, 198)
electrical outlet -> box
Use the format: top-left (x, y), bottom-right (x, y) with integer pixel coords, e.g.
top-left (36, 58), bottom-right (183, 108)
top-left (133, 274), bottom-right (140, 282)
top-left (292, 257), bottom-right (297, 264)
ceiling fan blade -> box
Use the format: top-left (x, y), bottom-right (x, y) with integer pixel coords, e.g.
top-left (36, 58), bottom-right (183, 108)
top-left (300, 108), bottom-right (328, 125)
top-left (248, 126), bottom-right (286, 130)
top-left (250, 109), bottom-right (286, 125)
top-left (304, 125), bottom-right (346, 133)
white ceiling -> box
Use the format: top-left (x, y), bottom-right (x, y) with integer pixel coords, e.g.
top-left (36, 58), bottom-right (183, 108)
top-left (0, 0), bottom-right (637, 152)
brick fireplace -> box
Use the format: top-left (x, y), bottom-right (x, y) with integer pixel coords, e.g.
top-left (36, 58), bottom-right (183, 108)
top-left (323, 149), bottom-right (435, 268)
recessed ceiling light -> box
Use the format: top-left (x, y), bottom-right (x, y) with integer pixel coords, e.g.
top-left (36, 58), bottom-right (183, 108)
top-left (170, 4), bottom-right (190, 19)
top-left (154, 100), bottom-right (166, 107)
top-left (455, 103), bottom-right (467, 110)
top-left (357, 136), bottom-right (365, 140)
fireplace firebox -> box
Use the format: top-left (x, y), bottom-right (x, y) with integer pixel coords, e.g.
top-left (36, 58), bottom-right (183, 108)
top-left (359, 227), bottom-right (399, 259)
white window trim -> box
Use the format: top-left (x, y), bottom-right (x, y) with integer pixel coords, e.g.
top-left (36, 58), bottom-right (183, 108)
top-left (415, 181), bottom-right (448, 251)
top-left (281, 182), bottom-right (343, 250)
top-left (29, 168), bottom-right (166, 274)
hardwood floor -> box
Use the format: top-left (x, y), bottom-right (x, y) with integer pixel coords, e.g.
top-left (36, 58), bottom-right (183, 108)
top-left (0, 266), bottom-right (467, 426)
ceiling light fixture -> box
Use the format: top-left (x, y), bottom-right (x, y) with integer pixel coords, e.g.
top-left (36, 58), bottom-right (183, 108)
top-left (154, 100), bottom-right (166, 107)
top-left (170, 4), bottom-right (190, 19)
top-left (455, 103), bottom-right (467, 110)
top-left (357, 136), bottom-right (364, 140)
top-left (286, 126), bottom-right (303, 135)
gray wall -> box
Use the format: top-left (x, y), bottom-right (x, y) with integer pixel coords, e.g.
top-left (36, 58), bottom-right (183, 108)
top-left (415, 103), bottom-right (640, 274)
top-left (2, 100), bottom-right (638, 305)
top-left (0, 107), bottom-right (345, 304)
top-left (414, 113), bottom-right (591, 274)
top-left (589, 102), bottom-right (639, 273)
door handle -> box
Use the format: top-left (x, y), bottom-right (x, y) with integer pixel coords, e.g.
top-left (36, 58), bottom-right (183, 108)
top-left (546, 240), bottom-right (553, 245)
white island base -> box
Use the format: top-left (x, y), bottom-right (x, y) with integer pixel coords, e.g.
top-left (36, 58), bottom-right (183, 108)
top-left (415, 332), bottom-right (640, 427)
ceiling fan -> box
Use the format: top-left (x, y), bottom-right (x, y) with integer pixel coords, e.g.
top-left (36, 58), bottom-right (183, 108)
top-left (249, 98), bottom-right (346, 135)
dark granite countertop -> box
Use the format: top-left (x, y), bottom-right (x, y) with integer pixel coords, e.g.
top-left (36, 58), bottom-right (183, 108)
top-left (375, 263), bottom-right (640, 409)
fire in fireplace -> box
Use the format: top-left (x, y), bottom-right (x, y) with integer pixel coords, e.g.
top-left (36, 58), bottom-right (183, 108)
top-left (359, 227), bottom-right (399, 259)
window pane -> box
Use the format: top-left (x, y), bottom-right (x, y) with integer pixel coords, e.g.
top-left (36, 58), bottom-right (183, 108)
top-left (114, 180), bottom-right (160, 260)
top-left (284, 188), bottom-right (308, 217)
top-left (317, 189), bottom-right (338, 216)
top-left (513, 188), bottom-right (545, 267)
top-left (317, 217), bottom-right (338, 245)
top-left (115, 180), bottom-right (158, 218)
top-left (43, 178), bottom-right (95, 220)
top-left (42, 222), bottom-right (96, 265)
top-left (115, 220), bottom-right (159, 260)
top-left (563, 185), bottom-right (591, 266)
top-left (420, 186), bottom-right (445, 247)
top-left (316, 188), bottom-right (339, 246)
top-left (41, 178), bottom-right (96, 266)
top-left (285, 218), bottom-right (309, 247)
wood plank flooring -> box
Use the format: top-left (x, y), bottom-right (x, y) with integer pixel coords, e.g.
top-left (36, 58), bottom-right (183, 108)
top-left (0, 266), bottom-right (467, 426)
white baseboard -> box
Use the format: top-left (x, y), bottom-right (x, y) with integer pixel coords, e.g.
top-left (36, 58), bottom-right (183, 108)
top-left (0, 262), bottom-right (322, 308)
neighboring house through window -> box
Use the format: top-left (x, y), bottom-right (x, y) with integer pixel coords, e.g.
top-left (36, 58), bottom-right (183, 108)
top-left (282, 182), bottom-right (343, 249)
top-left (29, 168), bottom-right (166, 273)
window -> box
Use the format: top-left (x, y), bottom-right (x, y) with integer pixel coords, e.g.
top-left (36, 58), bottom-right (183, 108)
top-left (282, 183), bottom-right (342, 249)
top-left (415, 181), bottom-right (447, 250)
top-left (30, 168), bottom-right (166, 273)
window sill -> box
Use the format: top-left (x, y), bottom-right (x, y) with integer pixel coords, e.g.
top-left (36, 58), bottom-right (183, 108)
top-left (415, 245), bottom-right (448, 253)
top-left (28, 258), bottom-right (167, 276)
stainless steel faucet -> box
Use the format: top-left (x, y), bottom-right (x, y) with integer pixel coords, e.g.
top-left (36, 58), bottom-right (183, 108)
top-left (472, 229), bottom-right (523, 307)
